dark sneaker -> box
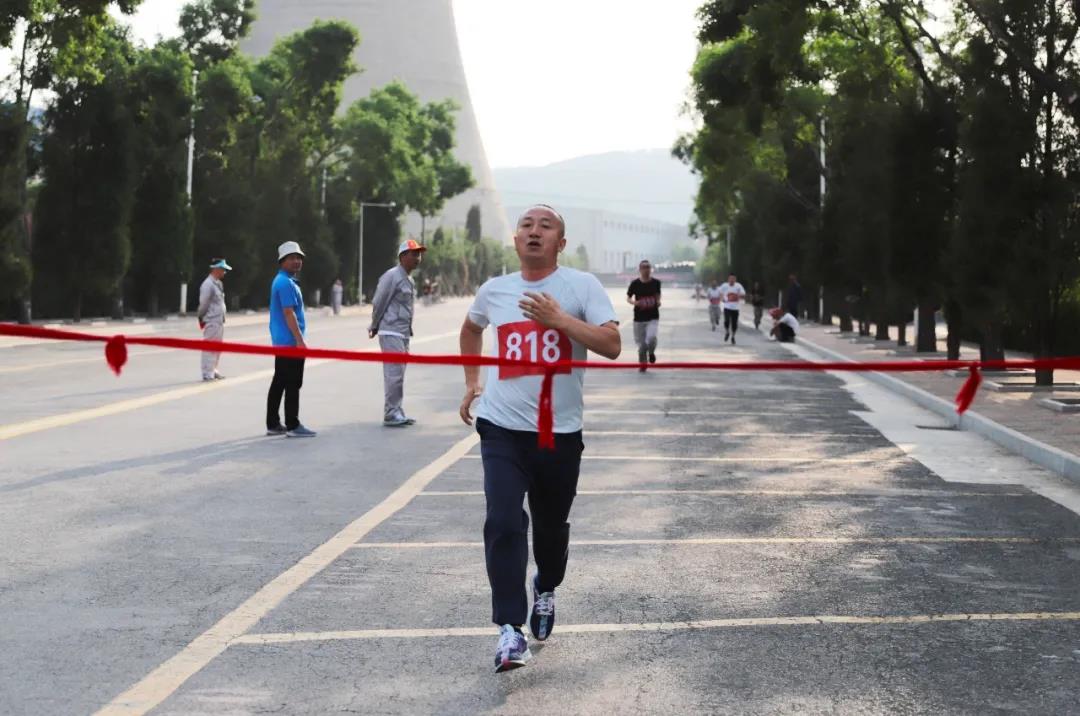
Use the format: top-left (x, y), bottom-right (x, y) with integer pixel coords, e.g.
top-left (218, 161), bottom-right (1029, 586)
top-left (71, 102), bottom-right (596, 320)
top-left (494, 625), bottom-right (531, 673)
top-left (286, 424), bottom-right (317, 438)
top-left (266, 425), bottom-right (287, 436)
top-left (529, 575), bottom-right (555, 641)
top-left (724, 331), bottom-right (730, 342)
top-left (648, 351), bottom-right (657, 364)
top-left (383, 418), bottom-right (410, 428)
top-left (732, 336), bottom-right (737, 345)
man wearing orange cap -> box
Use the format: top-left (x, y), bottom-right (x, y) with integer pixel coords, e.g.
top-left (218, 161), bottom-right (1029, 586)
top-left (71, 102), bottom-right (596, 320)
top-left (369, 239), bottom-right (426, 427)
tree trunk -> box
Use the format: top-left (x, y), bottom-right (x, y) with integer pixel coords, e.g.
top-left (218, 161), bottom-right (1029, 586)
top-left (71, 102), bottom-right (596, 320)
top-left (980, 321), bottom-right (1005, 363)
top-left (874, 313), bottom-right (890, 340)
top-left (73, 292), bottom-right (83, 323)
top-left (149, 289), bottom-right (160, 318)
top-left (896, 322), bottom-right (907, 347)
top-left (916, 300), bottom-right (937, 352)
top-left (945, 299), bottom-right (962, 361)
top-left (838, 300), bottom-right (853, 333)
top-left (111, 292), bottom-right (124, 320)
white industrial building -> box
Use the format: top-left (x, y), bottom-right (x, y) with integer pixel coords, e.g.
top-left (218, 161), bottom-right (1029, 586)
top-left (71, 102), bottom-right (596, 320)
top-left (506, 205), bottom-right (689, 273)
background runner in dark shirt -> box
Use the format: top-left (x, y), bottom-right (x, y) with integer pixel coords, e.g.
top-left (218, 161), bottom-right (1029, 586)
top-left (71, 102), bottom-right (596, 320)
top-left (627, 278), bottom-right (661, 323)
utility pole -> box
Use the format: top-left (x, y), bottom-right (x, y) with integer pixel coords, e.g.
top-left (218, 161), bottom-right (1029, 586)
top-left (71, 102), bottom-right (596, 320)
top-left (181, 69), bottom-right (198, 316)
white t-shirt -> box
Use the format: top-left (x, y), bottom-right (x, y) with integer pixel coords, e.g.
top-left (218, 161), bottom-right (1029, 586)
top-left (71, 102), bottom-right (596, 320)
top-left (721, 282), bottom-right (746, 310)
top-left (468, 267), bottom-right (618, 433)
top-left (706, 287), bottom-right (723, 306)
top-left (779, 313), bottom-right (800, 333)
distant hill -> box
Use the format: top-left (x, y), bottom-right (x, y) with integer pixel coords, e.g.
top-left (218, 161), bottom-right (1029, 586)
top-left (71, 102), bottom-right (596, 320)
top-left (493, 149), bottom-right (699, 226)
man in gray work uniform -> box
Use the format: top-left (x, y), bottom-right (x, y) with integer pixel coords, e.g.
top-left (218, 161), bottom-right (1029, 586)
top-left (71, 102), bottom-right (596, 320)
top-left (369, 239), bottom-right (426, 427)
top-left (197, 258), bottom-right (231, 381)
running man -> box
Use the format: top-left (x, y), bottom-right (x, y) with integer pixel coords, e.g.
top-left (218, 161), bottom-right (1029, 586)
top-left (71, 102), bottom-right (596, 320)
top-left (721, 273), bottom-right (746, 344)
top-left (749, 281), bottom-right (766, 330)
top-left (706, 279), bottom-right (723, 332)
top-left (626, 259), bottom-right (661, 371)
top-left (459, 204), bottom-right (621, 673)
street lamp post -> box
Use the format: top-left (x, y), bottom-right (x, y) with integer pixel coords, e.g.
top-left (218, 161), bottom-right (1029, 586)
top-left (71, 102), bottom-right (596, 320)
top-left (357, 201), bottom-right (396, 304)
top-left (180, 68), bottom-right (199, 316)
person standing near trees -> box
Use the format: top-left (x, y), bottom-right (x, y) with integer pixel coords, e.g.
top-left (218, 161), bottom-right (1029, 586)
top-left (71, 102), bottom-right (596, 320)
top-left (266, 242), bottom-right (316, 438)
top-left (369, 239), bottom-right (426, 427)
top-left (197, 258), bottom-right (231, 382)
top-left (331, 278), bottom-right (344, 316)
top-left (627, 260), bottom-right (661, 371)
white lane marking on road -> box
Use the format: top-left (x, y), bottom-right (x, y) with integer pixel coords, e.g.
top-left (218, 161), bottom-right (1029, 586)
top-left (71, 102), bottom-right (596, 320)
top-left (351, 536), bottom-right (1079, 549)
top-left (460, 454), bottom-right (899, 464)
top-left (93, 432), bottom-right (479, 716)
top-left (0, 330), bottom-right (460, 441)
top-left (585, 430), bottom-right (878, 439)
top-left (0, 348), bottom-right (173, 375)
top-left (233, 611), bottom-right (1080, 644)
top-left (416, 489), bottom-right (1029, 498)
top-left (586, 409), bottom-right (842, 417)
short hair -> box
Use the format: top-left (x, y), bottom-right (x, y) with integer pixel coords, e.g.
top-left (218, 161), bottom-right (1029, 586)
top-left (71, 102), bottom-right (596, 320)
top-left (639, 260), bottom-right (652, 267)
top-left (518, 204), bottom-right (566, 237)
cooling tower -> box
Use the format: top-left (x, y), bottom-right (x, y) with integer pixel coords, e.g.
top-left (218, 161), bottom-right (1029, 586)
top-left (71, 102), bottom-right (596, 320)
top-left (243, 0), bottom-right (511, 243)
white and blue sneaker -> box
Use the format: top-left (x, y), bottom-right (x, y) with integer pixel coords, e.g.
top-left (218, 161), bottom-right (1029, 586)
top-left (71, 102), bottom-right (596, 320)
top-left (494, 625), bottom-right (531, 673)
top-left (529, 575), bottom-right (555, 641)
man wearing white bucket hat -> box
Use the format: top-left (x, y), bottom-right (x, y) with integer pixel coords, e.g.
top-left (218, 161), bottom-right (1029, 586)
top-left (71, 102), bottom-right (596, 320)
top-left (266, 241), bottom-right (316, 438)
top-left (197, 258), bottom-right (231, 381)
top-left (369, 238), bottom-right (426, 427)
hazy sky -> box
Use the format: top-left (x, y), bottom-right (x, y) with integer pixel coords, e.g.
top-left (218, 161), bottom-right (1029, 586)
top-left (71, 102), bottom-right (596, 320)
top-left (118, 0), bottom-right (703, 168)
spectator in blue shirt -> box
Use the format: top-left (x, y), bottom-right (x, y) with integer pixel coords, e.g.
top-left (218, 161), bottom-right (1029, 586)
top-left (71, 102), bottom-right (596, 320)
top-left (266, 241), bottom-right (316, 438)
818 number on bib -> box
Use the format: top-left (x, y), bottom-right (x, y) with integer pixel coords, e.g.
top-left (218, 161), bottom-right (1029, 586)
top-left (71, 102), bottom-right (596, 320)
top-left (497, 320), bottom-right (572, 379)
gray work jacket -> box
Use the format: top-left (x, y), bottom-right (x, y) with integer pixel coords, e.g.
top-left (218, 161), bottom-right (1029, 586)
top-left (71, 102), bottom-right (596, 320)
top-left (197, 275), bottom-right (226, 324)
top-left (369, 265), bottom-right (415, 337)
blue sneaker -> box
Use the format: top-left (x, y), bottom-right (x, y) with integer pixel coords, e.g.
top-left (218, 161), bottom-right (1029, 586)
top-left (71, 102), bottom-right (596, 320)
top-left (286, 424), bottom-right (317, 438)
top-left (494, 625), bottom-right (530, 673)
top-left (529, 575), bottom-right (555, 641)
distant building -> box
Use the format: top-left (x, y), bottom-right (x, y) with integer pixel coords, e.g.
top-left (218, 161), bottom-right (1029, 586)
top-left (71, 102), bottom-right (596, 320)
top-left (506, 206), bottom-right (689, 274)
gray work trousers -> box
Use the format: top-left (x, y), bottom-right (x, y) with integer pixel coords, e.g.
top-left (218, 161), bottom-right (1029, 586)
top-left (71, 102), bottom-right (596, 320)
top-left (201, 322), bottom-right (224, 379)
top-left (379, 334), bottom-right (410, 421)
top-left (633, 320), bottom-right (659, 361)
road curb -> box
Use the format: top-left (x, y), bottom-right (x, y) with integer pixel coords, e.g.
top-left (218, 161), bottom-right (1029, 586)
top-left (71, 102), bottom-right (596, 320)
top-left (794, 332), bottom-right (1080, 483)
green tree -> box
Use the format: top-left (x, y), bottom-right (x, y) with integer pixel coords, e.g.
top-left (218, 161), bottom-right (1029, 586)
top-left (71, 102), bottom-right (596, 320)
top-left (32, 23), bottom-right (138, 320)
top-left (466, 204), bottom-right (481, 242)
top-left (127, 43), bottom-right (194, 315)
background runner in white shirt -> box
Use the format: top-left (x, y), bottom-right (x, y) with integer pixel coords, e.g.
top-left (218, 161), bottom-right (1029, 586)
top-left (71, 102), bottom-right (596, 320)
top-left (706, 280), bottom-right (723, 332)
top-left (721, 274), bottom-right (746, 344)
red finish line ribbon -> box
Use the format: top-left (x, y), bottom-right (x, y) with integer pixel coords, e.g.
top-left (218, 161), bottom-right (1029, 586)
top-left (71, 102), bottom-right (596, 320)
top-left (4, 323), bottom-right (1077, 448)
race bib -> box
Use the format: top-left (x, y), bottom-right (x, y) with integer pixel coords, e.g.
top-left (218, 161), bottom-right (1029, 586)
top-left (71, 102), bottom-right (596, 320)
top-left (497, 320), bottom-right (572, 379)
top-left (725, 293), bottom-right (740, 303)
top-left (636, 296), bottom-right (657, 309)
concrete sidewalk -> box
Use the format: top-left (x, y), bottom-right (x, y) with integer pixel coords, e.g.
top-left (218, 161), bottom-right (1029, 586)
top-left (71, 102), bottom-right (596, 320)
top-left (0, 305), bottom-right (371, 348)
top-left (789, 319), bottom-right (1080, 481)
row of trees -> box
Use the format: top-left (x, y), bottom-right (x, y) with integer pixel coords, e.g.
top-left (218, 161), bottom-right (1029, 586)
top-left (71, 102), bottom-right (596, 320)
top-left (679, 0), bottom-right (1080, 382)
top-left (1, 0), bottom-right (493, 321)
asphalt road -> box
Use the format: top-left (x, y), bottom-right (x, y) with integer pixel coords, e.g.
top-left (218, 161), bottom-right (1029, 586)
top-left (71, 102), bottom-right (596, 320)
top-left (3, 292), bottom-right (1080, 715)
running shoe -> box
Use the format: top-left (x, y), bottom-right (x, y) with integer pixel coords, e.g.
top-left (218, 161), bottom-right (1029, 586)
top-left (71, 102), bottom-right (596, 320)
top-left (529, 575), bottom-right (555, 641)
top-left (494, 625), bottom-right (531, 673)
top-left (724, 331), bottom-right (730, 342)
top-left (286, 424), bottom-right (317, 438)
top-left (266, 425), bottom-right (287, 436)
top-left (383, 417), bottom-right (410, 427)
top-left (731, 336), bottom-right (736, 345)
top-left (648, 351), bottom-right (657, 364)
